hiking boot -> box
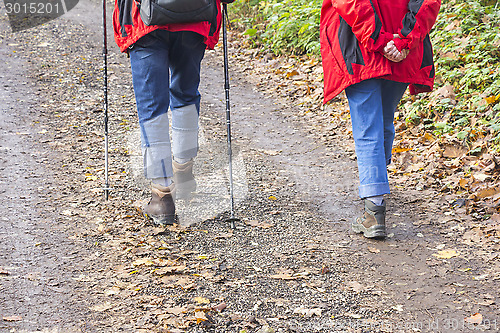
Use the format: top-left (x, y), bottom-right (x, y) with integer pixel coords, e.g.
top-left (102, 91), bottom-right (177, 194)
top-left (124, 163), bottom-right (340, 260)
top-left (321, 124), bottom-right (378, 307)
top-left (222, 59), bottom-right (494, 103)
top-left (143, 183), bottom-right (176, 226)
top-left (173, 159), bottom-right (196, 200)
top-left (352, 199), bottom-right (386, 239)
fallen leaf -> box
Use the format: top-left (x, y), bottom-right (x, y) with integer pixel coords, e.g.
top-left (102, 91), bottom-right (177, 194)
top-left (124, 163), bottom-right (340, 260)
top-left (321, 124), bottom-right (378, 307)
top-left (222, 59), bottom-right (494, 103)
top-left (392, 305), bottom-right (404, 312)
top-left (476, 186), bottom-right (500, 199)
top-left (269, 272), bottom-right (302, 280)
top-left (473, 273), bottom-right (489, 280)
top-left (441, 143), bottom-right (467, 158)
top-left (176, 276), bottom-right (196, 290)
top-left (164, 306), bottom-right (187, 315)
top-left (3, 315), bottom-right (22, 322)
top-left (343, 312), bottom-right (363, 319)
top-left (485, 96), bottom-right (497, 104)
top-left (193, 296), bottom-right (210, 304)
top-left (264, 149), bottom-right (281, 156)
top-left (195, 310), bottom-right (208, 323)
top-left (90, 303), bottom-right (113, 312)
top-left (245, 220), bottom-right (274, 229)
top-left (392, 146), bottom-right (412, 153)
top-left (268, 195), bottom-right (277, 201)
top-left (286, 70), bottom-right (299, 78)
top-left (214, 232), bottom-right (233, 239)
top-left (104, 286), bottom-right (121, 296)
top-left (212, 302), bottom-right (227, 312)
top-left (293, 306), bottom-right (322, 317)
top-left (269, 268), bottom-right (312, 280)
top-left (422, 132), bottom-right (436, 143)
top-left (61, 210), bottom-right (73, 216)
top-left (464, 313), bottom-right (483, 324)
top-left (347, 281), bottom-right (364, 293)
top-left (132, 258), bottom-right (155, 267)
top-left (432, 249), bottom-right (459, 259)
top-left (85, 175), bottom-right (98, 181)
top-left (473, 173), bottom-right (491, 182)
top-left (154, 265), bottom-right (187, 275)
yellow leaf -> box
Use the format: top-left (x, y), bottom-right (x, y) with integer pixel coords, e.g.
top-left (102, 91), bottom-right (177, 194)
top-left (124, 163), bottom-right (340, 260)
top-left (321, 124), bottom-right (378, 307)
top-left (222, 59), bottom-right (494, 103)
top-left (423, 132), bottom-right (436, 142)
top-left (269, 195), bottom-right (277, 200)
top-left (485, 96), bottom-right (497, 104)
top-left (392, 146), bottom-right (412, 153)
top-left (193, 296), bottom-right (210, 304)
top-left (432, 249), bottom-right (459, 259)
top-left (459, 178), bottom-right (470, 188)
top-left (286, 70), bottom-right (299, 78)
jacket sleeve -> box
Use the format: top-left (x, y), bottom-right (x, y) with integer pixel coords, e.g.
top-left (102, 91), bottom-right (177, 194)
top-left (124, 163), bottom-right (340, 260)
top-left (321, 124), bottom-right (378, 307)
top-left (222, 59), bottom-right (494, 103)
top-left (393, 0), bottom-right (441, 51)
top-left (332, 0), bottom-right (393, 52)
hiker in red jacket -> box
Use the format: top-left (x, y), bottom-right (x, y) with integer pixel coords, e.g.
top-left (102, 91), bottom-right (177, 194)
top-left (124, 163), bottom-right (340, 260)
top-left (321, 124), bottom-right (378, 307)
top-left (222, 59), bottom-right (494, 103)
top-left (320, 0), bottom-right (441, 238)
top-left (113, 0), bottom-right (235, 225)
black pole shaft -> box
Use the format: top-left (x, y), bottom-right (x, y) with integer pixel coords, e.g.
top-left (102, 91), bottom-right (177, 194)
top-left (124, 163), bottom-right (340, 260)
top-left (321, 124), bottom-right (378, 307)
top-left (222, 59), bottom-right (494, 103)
top-left (222, 4), bottom-right (236, 228)
top-left (103, 0), bottom-right (110, 200)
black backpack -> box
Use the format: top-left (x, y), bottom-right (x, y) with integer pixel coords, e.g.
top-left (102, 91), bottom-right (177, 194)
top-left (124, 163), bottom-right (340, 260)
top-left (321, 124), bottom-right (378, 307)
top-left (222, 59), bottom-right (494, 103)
top-left (139, 0), bottom-right (216, 26)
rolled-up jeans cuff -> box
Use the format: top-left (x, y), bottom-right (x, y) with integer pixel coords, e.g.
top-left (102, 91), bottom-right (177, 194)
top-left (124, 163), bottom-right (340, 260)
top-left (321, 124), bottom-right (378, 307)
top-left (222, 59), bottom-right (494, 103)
top-left (140, 112), bottom-right (173, 179)
top-left (172, 104), bottom-right (199, 160)
top-left (359, 183), bottom-right (390, 199)
top-left (142, 143), bottom-right (173, 179)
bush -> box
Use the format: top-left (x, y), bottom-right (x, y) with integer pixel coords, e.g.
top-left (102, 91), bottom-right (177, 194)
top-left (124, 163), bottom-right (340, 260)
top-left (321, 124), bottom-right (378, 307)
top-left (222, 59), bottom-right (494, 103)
top-left (230, 0), bottom-right (322, 55)
top-left (231, 0), bottom-right (500, 149)
top-left (403, 0), bottom-right (500, 148)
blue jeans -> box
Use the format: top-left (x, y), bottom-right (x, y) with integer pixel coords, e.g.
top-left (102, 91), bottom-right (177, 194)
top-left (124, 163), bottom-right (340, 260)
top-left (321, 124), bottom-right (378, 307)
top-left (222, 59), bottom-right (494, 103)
top-left (129, 30), bottom-right (206, 179)
top-left (345, 79), bottom-right (408, 199)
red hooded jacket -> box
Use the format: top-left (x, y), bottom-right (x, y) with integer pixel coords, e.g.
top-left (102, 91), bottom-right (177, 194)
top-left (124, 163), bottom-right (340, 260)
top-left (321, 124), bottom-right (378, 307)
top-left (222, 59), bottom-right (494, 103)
top-left (113, 0), bottom-right (223, 53)
top-left (320, 0), bottom-right (441, 103)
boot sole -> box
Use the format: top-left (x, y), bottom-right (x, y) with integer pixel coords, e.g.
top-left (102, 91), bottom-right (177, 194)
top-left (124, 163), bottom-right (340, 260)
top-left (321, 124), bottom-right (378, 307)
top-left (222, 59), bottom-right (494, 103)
top-left (352, 218), bottom-right (386, 239)
top-left (144, 213), bottom-right (176, 226)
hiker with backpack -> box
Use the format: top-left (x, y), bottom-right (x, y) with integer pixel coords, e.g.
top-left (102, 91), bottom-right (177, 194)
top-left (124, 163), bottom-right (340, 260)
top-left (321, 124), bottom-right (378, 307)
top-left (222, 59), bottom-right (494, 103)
top-left (113, 0), bottom-right (235, 225)
top-left (320, 0), bottom-right (441, 238)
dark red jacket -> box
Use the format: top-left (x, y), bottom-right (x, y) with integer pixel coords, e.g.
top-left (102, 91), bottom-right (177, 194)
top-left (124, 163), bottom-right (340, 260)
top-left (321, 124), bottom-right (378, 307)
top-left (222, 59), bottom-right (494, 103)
top-left (320, 0), bottom-right (441, 103)
top-left (113, 0), bottom-right (223, 53)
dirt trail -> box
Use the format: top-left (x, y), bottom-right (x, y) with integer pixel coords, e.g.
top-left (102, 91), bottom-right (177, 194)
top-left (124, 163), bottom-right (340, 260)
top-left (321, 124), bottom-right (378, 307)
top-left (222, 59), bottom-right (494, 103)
top-left (0, 25), bottom-right (90, 332)
top-left (0, 0), bottom-right (498, 332)
top-left (203, 49), bottom-right (500, 332)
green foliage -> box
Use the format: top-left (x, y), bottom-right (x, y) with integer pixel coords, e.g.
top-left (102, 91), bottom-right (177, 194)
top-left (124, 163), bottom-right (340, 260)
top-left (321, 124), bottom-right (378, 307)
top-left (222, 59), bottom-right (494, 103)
top-left (230, 0), bottom-right (322, 55)
top-left (231, 0), bottom-right (500, 150)
top-left (402, 0), bottom-right (500, 149)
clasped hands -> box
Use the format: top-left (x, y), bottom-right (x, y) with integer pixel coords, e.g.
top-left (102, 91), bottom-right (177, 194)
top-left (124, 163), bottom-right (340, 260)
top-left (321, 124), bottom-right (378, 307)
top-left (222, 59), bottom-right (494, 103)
top-left (383, 34), bottom-right (409, 63)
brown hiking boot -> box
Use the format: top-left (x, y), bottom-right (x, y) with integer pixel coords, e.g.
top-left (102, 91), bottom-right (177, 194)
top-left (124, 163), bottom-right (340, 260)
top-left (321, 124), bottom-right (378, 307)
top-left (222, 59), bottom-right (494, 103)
top-left (352, 199), bottom-right (386, 239)
top-left (143, 183), bottom-right (176, 225)
top-left (173, 160), bottom-right (196, 200)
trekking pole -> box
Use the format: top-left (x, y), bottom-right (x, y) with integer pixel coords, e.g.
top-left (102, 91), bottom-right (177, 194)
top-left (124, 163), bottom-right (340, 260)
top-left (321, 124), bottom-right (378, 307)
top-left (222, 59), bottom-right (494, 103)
top-left (102, 0), bottom-right (110, 200)
top-left (222, 3), bottom-right (239, 229)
